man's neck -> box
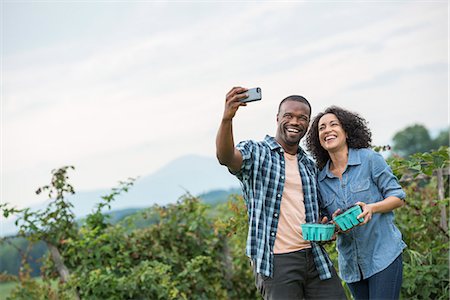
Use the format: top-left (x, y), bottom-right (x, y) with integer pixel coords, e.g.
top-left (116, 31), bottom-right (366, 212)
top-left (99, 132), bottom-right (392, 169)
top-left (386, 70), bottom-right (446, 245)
top-left (284, 148), bottom-right (298, 155)
top-left (278, 140), bottom-right (298, 155)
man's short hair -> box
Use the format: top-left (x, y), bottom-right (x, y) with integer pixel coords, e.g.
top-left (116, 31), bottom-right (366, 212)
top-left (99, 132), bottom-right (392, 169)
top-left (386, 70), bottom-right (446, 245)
top-left (278, 95), bottom-right (311, 116)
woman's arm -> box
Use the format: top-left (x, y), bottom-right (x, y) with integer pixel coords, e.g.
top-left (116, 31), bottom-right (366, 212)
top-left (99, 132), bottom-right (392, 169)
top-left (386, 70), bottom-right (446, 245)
top-left (356, 196), bottom-right (404, 225)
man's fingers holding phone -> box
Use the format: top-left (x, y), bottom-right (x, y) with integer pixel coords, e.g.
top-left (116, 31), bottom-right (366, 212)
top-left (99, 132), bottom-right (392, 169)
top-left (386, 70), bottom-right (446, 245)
top-left (239, 87), bottom-right (262, 103)
top-left (226, 87), bottom-right (248, 101)
top-left (223, 87), bottom-right (248, 121)
top-left (226, 86), bottom-right (262, 104)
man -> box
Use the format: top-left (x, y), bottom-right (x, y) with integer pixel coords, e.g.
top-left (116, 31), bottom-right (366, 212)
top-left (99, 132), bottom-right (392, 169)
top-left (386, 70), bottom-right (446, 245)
top-left (216, 86), bottom-right (347, 300)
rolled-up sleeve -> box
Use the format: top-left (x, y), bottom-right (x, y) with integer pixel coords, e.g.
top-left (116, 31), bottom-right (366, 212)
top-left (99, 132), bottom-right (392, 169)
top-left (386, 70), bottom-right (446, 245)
top-left (232, 140), bottom-right (255, 181)
top-left (371, 152), bottom-right (406, 201)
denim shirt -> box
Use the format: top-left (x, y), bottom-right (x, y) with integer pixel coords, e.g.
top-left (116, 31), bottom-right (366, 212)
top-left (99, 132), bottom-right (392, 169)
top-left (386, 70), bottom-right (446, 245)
top-left (318, 148), bottom-right (406, 283)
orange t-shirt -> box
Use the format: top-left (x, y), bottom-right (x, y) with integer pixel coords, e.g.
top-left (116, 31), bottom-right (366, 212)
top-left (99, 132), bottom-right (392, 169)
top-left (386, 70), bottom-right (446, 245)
top-left (273, 153), bottom-right (311, 254)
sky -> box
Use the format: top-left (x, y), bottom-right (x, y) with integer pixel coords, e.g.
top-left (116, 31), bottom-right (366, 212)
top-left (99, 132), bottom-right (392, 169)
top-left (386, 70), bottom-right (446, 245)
top-left (1, 1), bottom-right (448, 211)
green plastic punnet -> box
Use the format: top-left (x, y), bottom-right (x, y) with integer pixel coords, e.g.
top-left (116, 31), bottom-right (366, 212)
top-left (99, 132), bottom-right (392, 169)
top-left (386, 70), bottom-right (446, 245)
top-left (333, 205), bottom-right (364, 231)
top-left (301, 223), bottom-right (335, 241)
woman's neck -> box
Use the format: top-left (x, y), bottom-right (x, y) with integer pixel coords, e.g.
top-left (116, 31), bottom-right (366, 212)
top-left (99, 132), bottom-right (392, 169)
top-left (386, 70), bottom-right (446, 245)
top-left (329, 147), bottom-right (349, 179)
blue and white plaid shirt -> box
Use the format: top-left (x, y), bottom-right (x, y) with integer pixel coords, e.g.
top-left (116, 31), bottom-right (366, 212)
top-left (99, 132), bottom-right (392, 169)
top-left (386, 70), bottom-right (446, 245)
top-left (233, 135), bottom-right (333, 279)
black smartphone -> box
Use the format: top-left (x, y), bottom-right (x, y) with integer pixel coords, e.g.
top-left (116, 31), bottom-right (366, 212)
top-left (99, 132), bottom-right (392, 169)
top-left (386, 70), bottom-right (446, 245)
top-left (239, 87), bottom-right (262, 103)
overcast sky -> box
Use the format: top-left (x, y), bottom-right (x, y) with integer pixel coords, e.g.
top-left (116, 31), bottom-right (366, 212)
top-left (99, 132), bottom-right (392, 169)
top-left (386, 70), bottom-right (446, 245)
top-left (1, 1), bottom-right (448, 211)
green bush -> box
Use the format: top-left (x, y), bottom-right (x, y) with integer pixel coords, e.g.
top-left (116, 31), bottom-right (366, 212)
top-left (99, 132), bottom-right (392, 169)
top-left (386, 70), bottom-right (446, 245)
top-left (396, 181), bottom-right (449, 299)
top-left (2, 147), bottom-right (448, 299)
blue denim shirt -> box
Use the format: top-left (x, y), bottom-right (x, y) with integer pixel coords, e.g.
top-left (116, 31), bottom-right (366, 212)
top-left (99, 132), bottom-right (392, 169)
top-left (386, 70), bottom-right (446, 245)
top-left (318, 148), bottom-right (406, 283)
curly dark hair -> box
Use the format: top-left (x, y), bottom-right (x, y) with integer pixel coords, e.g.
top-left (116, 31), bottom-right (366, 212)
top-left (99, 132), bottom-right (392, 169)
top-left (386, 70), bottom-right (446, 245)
top-left (306, 106), bottom-right (372, 170)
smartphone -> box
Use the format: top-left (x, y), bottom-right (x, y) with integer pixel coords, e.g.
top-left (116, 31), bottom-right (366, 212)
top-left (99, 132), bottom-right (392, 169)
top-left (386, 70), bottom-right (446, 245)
top-left (239, 87), bottom-right (262, 103)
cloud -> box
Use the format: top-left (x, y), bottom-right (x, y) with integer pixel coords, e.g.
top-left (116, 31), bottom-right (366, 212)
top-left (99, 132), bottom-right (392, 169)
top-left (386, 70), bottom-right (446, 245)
top-left (2, 2), bottom-right (448, 208)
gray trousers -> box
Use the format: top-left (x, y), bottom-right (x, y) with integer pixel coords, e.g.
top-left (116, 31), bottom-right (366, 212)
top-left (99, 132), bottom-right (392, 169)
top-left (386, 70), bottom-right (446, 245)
top-left (254, 248), bottom-right (348, 300)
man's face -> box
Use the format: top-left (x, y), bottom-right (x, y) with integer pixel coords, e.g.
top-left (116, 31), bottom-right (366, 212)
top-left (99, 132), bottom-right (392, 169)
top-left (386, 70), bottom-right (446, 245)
top-left (276, 100), bottom-right (311, 149)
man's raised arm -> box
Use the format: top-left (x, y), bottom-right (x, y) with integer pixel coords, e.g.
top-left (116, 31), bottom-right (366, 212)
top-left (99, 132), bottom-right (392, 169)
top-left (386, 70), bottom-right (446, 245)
top-left (216, 86), bottom-right (248, 173)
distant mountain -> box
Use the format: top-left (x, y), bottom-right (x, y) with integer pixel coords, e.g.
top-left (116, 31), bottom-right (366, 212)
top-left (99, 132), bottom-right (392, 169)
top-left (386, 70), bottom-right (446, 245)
top-left (67, 154), bottom-right (240, 214)
top-left (1, 154), bottom-right (240, 236)
top-left (198, 187), bottom-right (242, 206)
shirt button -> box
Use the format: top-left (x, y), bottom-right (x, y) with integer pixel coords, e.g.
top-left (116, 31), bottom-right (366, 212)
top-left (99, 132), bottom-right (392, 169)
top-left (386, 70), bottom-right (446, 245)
top-left (274, 213), bottom-right (278, 218)
top-left (271, 232), bottom-right (275, 236)
top-left (277, 194), bottom-right (281, 198)
top-left (281, 161), bottom-right (284, 164)
top-left (281, 176), bottom-right (284, 180)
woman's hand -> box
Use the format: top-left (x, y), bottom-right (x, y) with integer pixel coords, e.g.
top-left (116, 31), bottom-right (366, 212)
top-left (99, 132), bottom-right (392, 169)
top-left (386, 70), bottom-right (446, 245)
top-left (356, 202), bottom-right (373, 225)
top-left (355, 197), bottom-right (404, 226)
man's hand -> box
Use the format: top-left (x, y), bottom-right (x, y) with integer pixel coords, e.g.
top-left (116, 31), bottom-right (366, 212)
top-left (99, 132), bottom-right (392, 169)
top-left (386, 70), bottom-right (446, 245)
top-left (331, 208), bottom-right (345, 233)
top-left (331, 208), bottom-right (342, 219)
top-left (319, 216), bottom-right (329, 224)
top-left (216, 86), bottom-right (247, 172)
top-left (318, 216), bottom-right (337, 243)
top-left (223, 87), bottom-right (249, 121)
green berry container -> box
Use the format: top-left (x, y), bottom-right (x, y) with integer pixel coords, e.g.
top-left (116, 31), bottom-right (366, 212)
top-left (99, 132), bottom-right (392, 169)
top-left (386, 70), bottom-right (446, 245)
top-left (333, 205), bottom-right (364, 231)
top-left (301, 223), bottom-right (335, 241)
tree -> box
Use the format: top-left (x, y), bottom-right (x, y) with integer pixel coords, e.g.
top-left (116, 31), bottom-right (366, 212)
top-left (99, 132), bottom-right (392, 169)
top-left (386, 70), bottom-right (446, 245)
top-left (392, 124), bottom-right (432, 157)
top-left (392, 124), bottom-right (448, 157)
top-left (433, 128), bottom-right (450, 150)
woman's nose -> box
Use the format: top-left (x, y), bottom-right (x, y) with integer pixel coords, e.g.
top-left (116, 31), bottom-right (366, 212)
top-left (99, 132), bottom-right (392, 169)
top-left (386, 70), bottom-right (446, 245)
top-left (322, 125), bottom-right (332, 133)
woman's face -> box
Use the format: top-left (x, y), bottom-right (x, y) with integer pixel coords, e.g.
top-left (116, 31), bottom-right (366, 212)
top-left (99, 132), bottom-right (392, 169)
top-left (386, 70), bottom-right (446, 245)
top-left (318, 113), bottom-right (348, 153)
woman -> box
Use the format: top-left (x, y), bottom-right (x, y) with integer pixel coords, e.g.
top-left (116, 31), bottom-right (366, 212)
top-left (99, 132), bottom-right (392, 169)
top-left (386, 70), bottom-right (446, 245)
top-left (306, 106), bottom-right (406, 300)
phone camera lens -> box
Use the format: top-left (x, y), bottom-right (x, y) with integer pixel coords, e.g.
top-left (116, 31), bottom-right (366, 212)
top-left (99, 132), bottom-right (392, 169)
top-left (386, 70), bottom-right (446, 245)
top-left (257, 88), bottom-right (260, 92)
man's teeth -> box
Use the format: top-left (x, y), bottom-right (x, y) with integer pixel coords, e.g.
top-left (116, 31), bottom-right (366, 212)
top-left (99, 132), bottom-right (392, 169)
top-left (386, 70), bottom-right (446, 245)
top-left (287, 128), bottom-right (300, 133)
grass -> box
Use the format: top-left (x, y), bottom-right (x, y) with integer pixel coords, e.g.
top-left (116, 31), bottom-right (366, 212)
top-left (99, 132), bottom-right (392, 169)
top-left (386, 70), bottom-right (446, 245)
top-left (0, 278), bottom-right (60, 300)
top-left (0, 281), bottom-right (16, 300)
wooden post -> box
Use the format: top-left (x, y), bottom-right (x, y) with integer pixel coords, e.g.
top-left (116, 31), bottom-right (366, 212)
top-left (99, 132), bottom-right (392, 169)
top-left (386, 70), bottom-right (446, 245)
top-left (47, 242), bottom-right (81, 300)
top-left (220, 235), bottom-right (234, 295)
top-left (436, 168), bottom-right (448, 233)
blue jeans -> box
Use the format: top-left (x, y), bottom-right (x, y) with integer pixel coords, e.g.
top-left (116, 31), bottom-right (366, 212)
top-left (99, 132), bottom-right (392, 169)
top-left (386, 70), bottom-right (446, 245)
top-left (347, 254), bottom-right (403, 300)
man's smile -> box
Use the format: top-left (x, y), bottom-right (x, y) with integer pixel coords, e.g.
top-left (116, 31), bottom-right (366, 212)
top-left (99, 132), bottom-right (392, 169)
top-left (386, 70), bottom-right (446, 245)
top-left (286, 127), bottom-right (300, 134)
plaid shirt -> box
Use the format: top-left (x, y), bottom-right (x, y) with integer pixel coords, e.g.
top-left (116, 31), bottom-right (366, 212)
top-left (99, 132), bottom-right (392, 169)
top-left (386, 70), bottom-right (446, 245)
top-left (233, 135), bottom-right (333, 279)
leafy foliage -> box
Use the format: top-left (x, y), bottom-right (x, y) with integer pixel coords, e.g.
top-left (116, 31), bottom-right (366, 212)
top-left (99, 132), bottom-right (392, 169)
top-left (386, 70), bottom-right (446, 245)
top-left (388, 147), bottom-right (449, 299)
top-left (388, 146), bottom-right (449, 179)
top-left (398, 183), bottom-right (449, 299)
top-left (1, 166), bottom-right (77, 245)
top-left (62, 194), bottom-right (251, 299)
top-left (1, 147), bottom-right (449, 299)
top-left (0, 238), bottom-right (47, 278)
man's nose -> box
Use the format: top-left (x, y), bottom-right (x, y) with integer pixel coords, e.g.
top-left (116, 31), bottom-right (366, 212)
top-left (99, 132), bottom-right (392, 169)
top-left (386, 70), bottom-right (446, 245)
top-left (289, 117), bottom-right (302, 125)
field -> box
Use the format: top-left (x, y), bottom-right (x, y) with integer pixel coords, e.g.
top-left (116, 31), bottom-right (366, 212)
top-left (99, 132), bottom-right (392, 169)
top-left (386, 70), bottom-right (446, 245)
top-left (0, 281), bottom-right (16, 300)
top-left (0, 278), bottom-right (58, 299)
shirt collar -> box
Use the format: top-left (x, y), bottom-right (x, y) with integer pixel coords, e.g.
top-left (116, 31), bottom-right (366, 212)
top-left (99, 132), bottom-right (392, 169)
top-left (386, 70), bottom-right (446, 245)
top-left (264, 135), bottom-right (307, 158)
top-left (347, 148), bottom-right (361, 166)
top-left (318, 148), bottom-right (361, 181)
